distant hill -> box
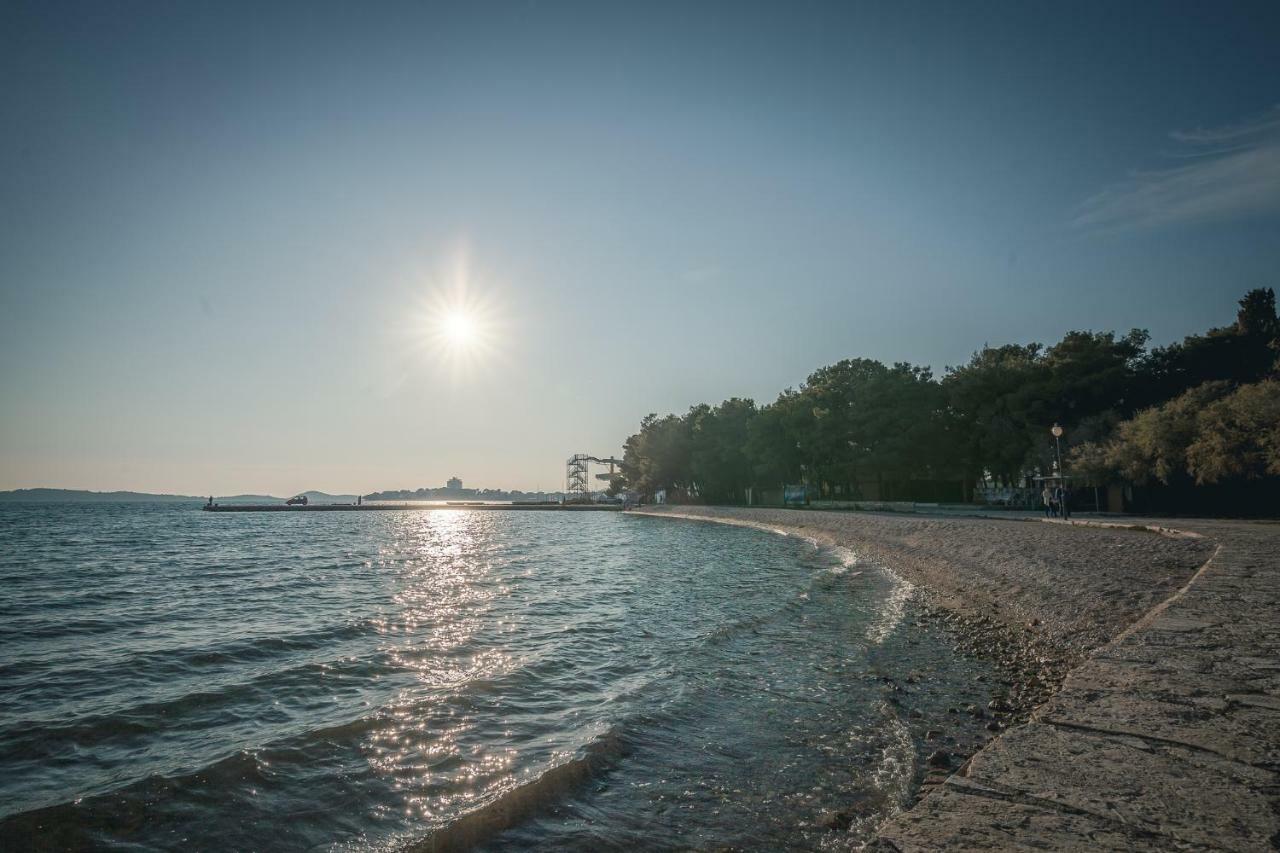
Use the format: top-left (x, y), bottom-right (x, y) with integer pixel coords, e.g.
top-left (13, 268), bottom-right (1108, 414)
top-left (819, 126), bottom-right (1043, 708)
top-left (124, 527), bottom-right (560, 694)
top-left (0, 488), bottom-right (203, 503)
top-left (0, 488), bottom-right (360, 504)
top-left (300, 491), bottom-right (359, 503)
top-left (218, 491), bottom-right (359, 504)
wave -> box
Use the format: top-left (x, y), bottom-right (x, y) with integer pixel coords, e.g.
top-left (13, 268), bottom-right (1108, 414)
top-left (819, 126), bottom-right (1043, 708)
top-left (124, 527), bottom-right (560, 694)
top-left (1, 615), bottom-right (384, 682)
top-left (823, 545), bottom-right (862, 577)
top-left (403, 726), bottom-right (631, 853)
top-left (0, 696), bottom-right (403, 826)
top-left (0, 746), bottom-right (273, 843)
top-left (864, 568), bottom-right (915, 645)
top-left (842, 702), bottom-right (919, 849)
top-left (0, 652), bottom-right (396, 769)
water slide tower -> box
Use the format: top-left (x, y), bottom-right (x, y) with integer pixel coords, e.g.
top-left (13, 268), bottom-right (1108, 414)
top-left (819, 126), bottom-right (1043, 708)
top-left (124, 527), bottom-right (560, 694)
top-left (565, 454), bottom-right (622, 502)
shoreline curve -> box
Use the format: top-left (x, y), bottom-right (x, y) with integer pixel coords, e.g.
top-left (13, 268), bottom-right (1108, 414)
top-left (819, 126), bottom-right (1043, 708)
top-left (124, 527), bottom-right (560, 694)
top-left (628, 506), bottom-right (1279, 851)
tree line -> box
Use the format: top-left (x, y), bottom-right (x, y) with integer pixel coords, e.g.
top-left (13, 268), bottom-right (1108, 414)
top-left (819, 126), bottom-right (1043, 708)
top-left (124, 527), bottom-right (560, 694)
top-left (613, 289), bottom-right (1279, 506)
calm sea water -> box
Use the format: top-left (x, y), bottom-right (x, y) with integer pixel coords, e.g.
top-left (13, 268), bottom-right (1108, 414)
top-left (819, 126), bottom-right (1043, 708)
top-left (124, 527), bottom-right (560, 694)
top-left (0, 504), bottom-right (996, 851)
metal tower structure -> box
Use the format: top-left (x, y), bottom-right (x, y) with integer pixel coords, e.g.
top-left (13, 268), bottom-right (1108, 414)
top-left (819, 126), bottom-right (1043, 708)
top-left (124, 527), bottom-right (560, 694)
top-left (565, 454), bottom-right (592, 502)
top-left (565, 454), bottom-right (624, 503)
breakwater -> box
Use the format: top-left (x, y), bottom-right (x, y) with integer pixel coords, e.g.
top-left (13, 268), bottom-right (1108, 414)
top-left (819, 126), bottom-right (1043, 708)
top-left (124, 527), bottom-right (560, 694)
top-left (202, 502), bottom-right (620, 512)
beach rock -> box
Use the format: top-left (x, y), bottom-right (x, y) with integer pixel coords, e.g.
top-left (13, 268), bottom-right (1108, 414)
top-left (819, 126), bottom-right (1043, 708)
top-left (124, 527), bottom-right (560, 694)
top-left (818, 810), bottom-right (852, 831)
top-left (926, 750), bottom-right (952, 768)
top-left (988, 697), bottom-right (1012, 713)
top-left (924, 730), bottom-right (942, 741)
top-left (985, 720), bottom-right (1004, 732)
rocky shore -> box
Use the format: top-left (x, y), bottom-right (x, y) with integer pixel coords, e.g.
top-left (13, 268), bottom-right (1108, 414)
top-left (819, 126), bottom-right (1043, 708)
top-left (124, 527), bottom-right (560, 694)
top-left (629, 506), bottom-right (1277, 850)
top-left (630, 506), bottom-right (1211, 711)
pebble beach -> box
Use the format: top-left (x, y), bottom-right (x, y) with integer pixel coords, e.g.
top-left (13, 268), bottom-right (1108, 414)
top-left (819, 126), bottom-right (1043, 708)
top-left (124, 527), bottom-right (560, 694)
top-left (632, 506), bottom-right (1276, 850)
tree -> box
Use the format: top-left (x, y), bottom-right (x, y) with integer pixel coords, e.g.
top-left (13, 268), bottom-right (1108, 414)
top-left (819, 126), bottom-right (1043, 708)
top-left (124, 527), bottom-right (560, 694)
top-left (618, 413), bottom-right (693, 498)
top-left (745, 391), bottom-right (807, 488)
top-left (688, 398), bottom-right (757, 503)
top-left (1236, 287), bottom-right (1279, 340)
top-left (1139, 288), bottom-right (1279, 405)
top-left (1067, 379), bottom-right (1280, 487)
top-left (943, 344), bottom-right (1043, 483)
top-left (1187, 380), bottom-right (1280, 484)
top-left (1040, 329), bottom-right (1148, 423)
top-left (615, 288), bottom-right (1279, 508)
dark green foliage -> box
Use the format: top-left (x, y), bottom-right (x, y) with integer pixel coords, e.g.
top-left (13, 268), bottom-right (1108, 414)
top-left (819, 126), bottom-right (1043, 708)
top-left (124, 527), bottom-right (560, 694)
top-left (1140, 288), bottom-right (1279, 406)
top-left (617, 289), bottom-right (1280, 502)
top-left (1072, 380), bottom-right (1280, 487)
top-left (689, 398), bottom-right (758, 504)
top-left (619, 414), bottom-right (693, 497)
top-left (1069, 289), bottom-right (1280, 489)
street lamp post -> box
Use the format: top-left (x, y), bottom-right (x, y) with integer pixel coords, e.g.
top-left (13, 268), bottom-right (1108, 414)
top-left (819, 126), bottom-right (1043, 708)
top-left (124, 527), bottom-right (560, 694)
top-left (1051, 423), bottom-right (1067, 519)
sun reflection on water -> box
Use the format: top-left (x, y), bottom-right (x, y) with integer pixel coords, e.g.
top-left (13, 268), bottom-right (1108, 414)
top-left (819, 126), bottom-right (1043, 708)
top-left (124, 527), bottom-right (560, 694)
top-left (364, 511), bottom-right (522, 825)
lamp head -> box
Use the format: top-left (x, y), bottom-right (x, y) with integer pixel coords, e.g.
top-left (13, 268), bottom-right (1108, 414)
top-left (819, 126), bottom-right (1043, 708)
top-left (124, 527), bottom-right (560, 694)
top-left (1051, 423), bottom-right (1064, 438)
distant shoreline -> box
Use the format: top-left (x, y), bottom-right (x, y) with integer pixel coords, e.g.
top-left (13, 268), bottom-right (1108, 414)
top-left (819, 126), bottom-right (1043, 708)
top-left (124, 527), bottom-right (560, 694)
top-left (0, 488), bottom-right (356, 504)
top-left (202, 502), bottom-right (619, 512)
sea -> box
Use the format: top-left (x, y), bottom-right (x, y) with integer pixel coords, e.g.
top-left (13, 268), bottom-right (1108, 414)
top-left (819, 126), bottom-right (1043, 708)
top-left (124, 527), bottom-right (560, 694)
top-left (0, 503), bottom-right (998, 851)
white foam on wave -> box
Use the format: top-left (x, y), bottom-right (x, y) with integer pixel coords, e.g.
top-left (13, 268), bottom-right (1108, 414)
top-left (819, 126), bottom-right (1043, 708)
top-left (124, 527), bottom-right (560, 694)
top-left (870, 707), bottom-right (915, 804)
top-left (822, 546), bottom-right (862, 577)
top-left (849, 706), bottom-right (917, 850)
top-left (864, 567), bottom-right (915, 645)
top-left (820, 703), bottom-right (918, 852)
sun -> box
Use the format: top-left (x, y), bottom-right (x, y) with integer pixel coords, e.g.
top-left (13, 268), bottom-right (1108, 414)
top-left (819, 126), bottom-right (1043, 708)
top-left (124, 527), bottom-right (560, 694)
top-left (421, 288), bottom-right (502, 375)
top-left (404, 248), bottom-right (509, 380)
top-left (440, 310), bottom-right (477, 349)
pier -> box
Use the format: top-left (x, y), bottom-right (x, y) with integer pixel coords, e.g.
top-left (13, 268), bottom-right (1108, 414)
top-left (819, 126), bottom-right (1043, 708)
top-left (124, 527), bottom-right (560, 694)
top-left (201, 502), bottom-right (621, 513)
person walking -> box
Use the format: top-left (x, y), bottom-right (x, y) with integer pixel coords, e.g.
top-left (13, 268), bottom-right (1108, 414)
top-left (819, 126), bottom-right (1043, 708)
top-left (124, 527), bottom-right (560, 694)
top-left (1041, 484), bottom-right (1053, 518)
top-left (1054, 484), bottom-right (1070, 520)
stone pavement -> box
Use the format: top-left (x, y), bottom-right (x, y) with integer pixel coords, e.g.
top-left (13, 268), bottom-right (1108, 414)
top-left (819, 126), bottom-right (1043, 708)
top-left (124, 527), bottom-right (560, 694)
top-left (877, 518), bottom-right (1280, 851)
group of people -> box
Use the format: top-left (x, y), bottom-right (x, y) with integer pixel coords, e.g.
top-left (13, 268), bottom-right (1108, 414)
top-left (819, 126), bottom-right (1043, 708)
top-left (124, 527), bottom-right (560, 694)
top-left (1041, 483), bottom-right (1071, 519)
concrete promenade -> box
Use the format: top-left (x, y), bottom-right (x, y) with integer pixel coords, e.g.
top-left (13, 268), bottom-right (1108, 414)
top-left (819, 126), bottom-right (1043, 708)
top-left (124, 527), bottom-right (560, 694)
top-left (632, 507), bottom-right (1279, 851)
top-left (877, 516), bottom-right (1280, 852)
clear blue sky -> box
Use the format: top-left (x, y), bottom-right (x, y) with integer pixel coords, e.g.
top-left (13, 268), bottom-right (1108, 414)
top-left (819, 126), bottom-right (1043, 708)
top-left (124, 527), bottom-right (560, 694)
top-left (2, 1), bottom-right (1278, 495)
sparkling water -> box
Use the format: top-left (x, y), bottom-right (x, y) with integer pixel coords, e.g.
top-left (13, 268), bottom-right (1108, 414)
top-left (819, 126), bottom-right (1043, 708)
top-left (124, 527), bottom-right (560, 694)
top-left (0, 503), bottom-right (996, 850)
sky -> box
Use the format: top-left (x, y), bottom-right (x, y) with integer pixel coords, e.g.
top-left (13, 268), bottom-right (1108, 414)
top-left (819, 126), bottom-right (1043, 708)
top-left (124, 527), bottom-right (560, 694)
top-left (2, 1), bottom-right (1279, 496)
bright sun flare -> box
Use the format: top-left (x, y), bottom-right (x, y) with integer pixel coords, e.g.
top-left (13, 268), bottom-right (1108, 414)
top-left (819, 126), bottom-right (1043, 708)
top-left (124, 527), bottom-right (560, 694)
top-left (441, 310), bottom-right (476, 347)
top-left (414, 255), bottom-right (505, 378)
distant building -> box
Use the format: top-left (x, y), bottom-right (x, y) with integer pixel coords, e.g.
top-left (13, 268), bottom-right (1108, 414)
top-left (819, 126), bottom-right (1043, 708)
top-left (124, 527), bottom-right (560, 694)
top-left (446, 477), bottom-right (463, 490)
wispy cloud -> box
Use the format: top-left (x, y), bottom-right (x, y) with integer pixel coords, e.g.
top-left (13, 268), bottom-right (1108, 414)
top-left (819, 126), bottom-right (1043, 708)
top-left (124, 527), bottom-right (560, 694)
top-left (1074, 105), bottom-right (1280, 231)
